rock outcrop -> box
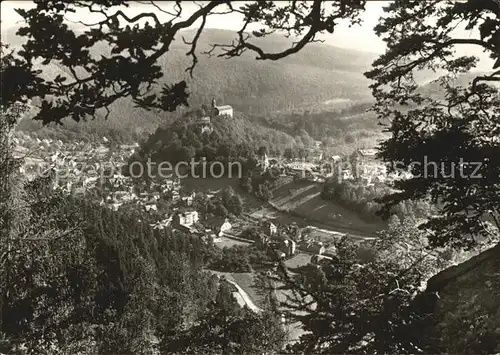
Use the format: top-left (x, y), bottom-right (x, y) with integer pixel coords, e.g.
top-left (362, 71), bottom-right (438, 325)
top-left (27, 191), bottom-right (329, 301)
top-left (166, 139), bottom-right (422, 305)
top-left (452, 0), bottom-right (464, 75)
top-left (416, 243), bottom-right (500, 353)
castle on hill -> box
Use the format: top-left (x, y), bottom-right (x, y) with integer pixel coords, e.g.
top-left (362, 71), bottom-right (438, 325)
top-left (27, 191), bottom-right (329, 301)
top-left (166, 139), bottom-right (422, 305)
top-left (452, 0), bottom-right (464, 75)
top-left (198, 98), bottom-right (233, 134)
top-left (211, 97), bottom-right (233, 118)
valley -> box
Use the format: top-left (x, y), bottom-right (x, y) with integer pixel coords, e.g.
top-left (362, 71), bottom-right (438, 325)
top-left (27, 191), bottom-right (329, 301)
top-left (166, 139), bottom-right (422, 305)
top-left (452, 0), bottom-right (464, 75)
top-left (11, 131), bottom-right (387, 346)
top-left (4, 0), bottom-right (500, 353)
top-left (182, 176), bottom-right (382, 238)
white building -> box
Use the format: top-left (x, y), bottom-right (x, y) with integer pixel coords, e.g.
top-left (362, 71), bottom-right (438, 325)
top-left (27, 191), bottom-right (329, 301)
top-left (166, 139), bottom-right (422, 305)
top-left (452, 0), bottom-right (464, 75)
top-left (264, 221), bottom-right (277, 236)
top-left (174, 211), bottom-right (199, 228)
top-left (218, 219), bottom-right (232, 237)
top-left (211, 98), bottom-right (233, 118)
top-left (357, 149), bottom-right (378, 161)
top-left (215, 105), bottom-right (233, 117)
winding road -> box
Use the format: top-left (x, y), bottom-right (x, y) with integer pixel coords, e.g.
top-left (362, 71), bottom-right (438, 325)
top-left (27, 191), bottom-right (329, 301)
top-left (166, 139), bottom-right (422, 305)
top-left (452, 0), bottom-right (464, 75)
top-left (225, 279), bottom-right (262, 313)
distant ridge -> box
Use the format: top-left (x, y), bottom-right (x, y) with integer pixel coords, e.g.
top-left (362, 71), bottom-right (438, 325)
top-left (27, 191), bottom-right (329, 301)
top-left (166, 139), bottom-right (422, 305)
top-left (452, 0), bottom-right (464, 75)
top-left (3, 26), bottom-right (375, 113)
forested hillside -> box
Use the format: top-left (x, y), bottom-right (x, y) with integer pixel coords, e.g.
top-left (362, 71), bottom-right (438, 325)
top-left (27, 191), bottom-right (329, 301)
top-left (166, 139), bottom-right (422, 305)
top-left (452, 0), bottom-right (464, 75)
top-left (255, 102), bottom-right (378, 138)
top-left (8, 25), bottom-right (460, 147)
top-left (128, 109), bottom-right (298, 172)
top-left (1, 171), bottom-right (285, 354)
top-left (4, 26), bottom-right (376, 143)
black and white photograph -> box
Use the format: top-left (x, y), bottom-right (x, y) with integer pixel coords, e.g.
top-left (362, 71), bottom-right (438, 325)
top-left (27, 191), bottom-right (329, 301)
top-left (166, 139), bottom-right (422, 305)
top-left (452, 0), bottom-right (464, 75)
top-left (1, 0), bottom-right (499, 354)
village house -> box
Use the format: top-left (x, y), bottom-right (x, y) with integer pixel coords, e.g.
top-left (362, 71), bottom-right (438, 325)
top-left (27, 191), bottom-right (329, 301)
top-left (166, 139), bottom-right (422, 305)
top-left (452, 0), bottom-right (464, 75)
top-left (73, 186), bottom-right (87, 197)
top-left (360, 176), bottom-right (372, 186)
top-left (373, 175), bottom-right (386, 184)
top-left (150, 215), bottom-right (172, 230)
top-left (119, 143), bottom-right (139, 154)
top-left (181, 195), bottom-right (193, 206)
top-left (258, 152), bottom-right (270, 172)
top-left (312, 151), bottom-right (323, 162)
top-left (323, 245), bottom-right (337, 258)
top-left (144, 203), bottom-right (158, 213)
top-left (13, 145), bottom-right (30, 158)
top-left (173, 211), bottom-right (199, 229)
top-left (275, 250), bottom-right (287, 259)
top-left (341, 169), bottom-right (354, 181)
top-left (198, 116), bottom-right (213, 134)
top-left (198, 116), bottom-right (211, 124)
top-left (356, 149), bottom-right (378, 164)
top-left (263, 221), bottom-right (278, 236)
top-left (171, 190), bottom-right (180, 202)
top-left (283, 223), bottom-right (302, 241)
top-left (204, 217), bottom-right (232, 237)
top-left (162, 179), bottom-right (175, 191)
top-left (198, 227), bottom-right (219, 242)
top-left (112, 202), bottom-right (123, 211)
top-left (331, 155), bottom-right (342, 163)
top-left (278, 239), bottom-right (297, 258)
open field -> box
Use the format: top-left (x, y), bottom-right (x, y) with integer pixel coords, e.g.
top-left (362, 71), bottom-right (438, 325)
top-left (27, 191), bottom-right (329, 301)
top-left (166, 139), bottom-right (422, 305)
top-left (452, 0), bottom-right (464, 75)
top-left (271, 180), bottom-right (386, 235)
top-left (214, 236), bottom-right (252, 249)
top-left (182, 176), bottom-right (382, 242)
top-left (285, 253), bottom-right (312, 269)
top-left (181, 176), bottom-right (241, 193)
top-left (181, 176), bottom-right (267, 211)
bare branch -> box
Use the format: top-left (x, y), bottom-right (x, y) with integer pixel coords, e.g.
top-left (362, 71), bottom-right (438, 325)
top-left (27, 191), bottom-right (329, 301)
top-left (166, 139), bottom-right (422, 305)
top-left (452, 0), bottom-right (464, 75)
top-left (182, 10), bottom-right (209, 78)
top-left (13, 0), bottom-right (367, 124)
top-left (137, 0), bottom-right (180, 17)
top-left (472, 69), bottom-right (500, 92)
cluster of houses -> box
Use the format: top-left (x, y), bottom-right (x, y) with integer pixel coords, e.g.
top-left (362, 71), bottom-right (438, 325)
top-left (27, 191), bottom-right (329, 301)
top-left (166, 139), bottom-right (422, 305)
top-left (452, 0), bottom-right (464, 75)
top-left (13, 132), bottom-right (240, 245)
top-left (246, 220), bottom-right (338, 261)
top-left (256, 147), bottom-right (411, 187)
top-left (13, 131), bottom-right (378, 270)
top-left (189, 99), bottom-right (407, 189)
top-left (155, 209), bottom-right (235, 243)
top-left (12, 133), bottom-right (139, 185)
top-left (13, 134), bottom-right (187, 215)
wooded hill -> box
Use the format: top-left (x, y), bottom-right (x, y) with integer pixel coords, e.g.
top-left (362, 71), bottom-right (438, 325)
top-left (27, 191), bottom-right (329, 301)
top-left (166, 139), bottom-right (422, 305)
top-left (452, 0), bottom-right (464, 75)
top-left (5, 26), bottom-right (377, 142)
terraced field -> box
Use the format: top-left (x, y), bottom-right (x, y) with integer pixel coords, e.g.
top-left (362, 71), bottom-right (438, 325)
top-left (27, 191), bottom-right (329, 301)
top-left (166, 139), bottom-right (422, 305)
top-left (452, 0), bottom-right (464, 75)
top-left (270, 180), bottom-right (385, 236)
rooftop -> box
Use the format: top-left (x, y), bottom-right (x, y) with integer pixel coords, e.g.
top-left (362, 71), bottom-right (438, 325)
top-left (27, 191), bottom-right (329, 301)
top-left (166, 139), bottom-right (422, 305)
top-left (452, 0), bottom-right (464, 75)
top-left (215, 105), bottom-right (233, 110)
top-left (358, 149), bottom-right (378, 157)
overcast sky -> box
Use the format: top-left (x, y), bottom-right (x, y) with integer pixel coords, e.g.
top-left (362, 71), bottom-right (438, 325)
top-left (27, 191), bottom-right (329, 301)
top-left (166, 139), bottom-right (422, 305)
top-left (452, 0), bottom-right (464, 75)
top-left (0, 0), bottom-right (493, 68)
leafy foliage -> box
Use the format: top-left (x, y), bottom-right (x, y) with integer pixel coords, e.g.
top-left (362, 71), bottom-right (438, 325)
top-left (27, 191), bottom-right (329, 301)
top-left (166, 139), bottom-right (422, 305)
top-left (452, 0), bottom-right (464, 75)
top-left (365, 0), bottom-right (500, 249)
top-left (7, 0), bottom-right (368, 125)
top-left (166, 280), bottom-right (286, 355)
top-left (0, 170), bottom-right (282, 354)
top-left (274, 215), bottom-right (452, 354)
top-left (322, 178), bottom-right (437, 221)
top-left (127, 108), bottom-right (326, 183)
